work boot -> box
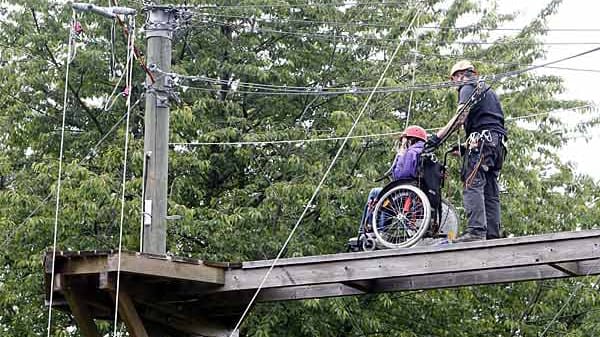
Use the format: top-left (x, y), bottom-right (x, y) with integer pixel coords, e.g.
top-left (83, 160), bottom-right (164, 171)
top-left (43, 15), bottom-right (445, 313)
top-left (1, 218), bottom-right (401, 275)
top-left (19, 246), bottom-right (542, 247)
top-left (453, 231), bottom-right (486, 243)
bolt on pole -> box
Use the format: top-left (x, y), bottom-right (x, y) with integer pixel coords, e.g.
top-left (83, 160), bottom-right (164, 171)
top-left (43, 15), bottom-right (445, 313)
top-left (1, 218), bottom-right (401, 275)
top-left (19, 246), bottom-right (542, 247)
top-left (142, 6), bottom-right (175, 254)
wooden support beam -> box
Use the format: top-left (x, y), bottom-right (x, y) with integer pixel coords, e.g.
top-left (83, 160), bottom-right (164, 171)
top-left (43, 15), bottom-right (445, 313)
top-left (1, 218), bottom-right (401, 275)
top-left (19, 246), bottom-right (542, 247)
top-left (62, 282), bottom-right (102, 337)
top-left (190, 261), bottom-right (600, 305)
top-left (342, 280), bottom-right (372, 293)
top-left (222, 231), bottom-right (600, 292)
top-left (549, 262), bottom-right (581, 276)
top-left (44, 230), bottom-right (600, 321)
top-left (53, 252), bottom-right (224, 285)
top-left (141, 306), bottom-right (239, 337)
top-left (111, 290), bottom-right (150, 337)
top-left (260, 283), bottom-right (364, 301)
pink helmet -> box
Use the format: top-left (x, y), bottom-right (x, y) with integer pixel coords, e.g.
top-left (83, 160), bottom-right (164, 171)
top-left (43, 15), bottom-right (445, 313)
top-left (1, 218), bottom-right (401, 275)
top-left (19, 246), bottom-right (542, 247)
top-left (401, 125), bottom-right (428, 142)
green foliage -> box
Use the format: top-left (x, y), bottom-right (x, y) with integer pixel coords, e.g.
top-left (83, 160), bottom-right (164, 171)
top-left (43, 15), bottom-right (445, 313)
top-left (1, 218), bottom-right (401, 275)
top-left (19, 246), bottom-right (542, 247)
top-left (0, 0), bottom-right (599, 336)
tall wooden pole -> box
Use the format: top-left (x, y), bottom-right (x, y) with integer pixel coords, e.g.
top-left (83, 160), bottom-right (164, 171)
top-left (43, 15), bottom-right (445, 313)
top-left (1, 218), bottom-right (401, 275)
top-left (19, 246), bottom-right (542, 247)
top-left (142, 6), bottom-right (173, 254)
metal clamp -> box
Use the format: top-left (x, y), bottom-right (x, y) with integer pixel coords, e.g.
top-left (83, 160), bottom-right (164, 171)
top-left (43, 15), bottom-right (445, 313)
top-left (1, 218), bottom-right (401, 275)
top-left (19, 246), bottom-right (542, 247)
top-left (156, 94), bottom-right (170, 108)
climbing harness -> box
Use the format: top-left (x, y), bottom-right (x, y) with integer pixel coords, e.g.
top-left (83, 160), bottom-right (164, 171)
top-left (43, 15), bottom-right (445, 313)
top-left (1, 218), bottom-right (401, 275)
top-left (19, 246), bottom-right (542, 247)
top-left (463, 130), bottom-right (502, 188)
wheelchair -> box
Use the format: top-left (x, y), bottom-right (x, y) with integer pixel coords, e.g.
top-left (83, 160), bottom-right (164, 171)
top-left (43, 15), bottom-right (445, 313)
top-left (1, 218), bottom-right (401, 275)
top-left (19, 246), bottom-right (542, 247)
top-left (348, 148), bottom-right (459, 251)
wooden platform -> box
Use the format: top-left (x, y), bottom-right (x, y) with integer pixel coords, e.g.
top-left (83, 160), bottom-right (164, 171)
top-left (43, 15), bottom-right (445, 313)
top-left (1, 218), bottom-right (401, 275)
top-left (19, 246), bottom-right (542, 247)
top-left (44, 229), bottom-right (600, 337)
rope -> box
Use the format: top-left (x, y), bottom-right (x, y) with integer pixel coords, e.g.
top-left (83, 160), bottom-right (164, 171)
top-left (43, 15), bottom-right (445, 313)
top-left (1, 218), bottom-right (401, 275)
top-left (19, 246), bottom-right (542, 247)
top-left (227, 7), bottom-right (422, 337)
top-left (112, 14), bottom-right (135, 337)
top-left (46, 9), bottom-right (76, 337)
top-left (103, 66), bottom-right (127, 111)
top-left (404, 16), bottom-right (419, 129)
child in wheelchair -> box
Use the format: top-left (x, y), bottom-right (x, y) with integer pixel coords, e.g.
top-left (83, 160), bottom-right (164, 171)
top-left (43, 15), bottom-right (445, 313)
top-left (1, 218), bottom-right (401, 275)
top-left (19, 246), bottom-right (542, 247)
top-left (348, 126), bottom-right (458, 251)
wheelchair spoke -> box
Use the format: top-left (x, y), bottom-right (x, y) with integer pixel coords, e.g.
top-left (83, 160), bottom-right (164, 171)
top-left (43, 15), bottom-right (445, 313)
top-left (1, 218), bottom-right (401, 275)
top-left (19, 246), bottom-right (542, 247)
top-left (372, 185), bottom-right (431, 248)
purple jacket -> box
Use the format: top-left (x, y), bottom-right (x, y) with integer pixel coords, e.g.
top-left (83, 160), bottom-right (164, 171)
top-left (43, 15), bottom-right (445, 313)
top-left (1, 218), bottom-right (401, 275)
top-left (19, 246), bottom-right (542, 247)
top-left (391, 141), bottom-right (424, 180)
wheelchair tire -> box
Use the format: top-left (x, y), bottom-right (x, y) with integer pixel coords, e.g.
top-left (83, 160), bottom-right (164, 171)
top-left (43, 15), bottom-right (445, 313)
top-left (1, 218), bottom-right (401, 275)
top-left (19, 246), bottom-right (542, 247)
top-left (371, 184), bottom-right (431, 248)
top-left (362, 237), bottom-right (377, 251)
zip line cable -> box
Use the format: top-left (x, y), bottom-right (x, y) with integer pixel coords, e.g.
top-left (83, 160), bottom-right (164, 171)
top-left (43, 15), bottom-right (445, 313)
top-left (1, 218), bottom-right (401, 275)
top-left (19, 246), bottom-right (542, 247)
top-left (227, 8), bottom-right (423, 336)
top-left (192, 12), bottom-right (600, 32)
top-left (189, 19), bottom-right (600, 46)
top-left (537, 272), bottom-right (600, 336)
top-left (159, 45), bottom-right (600, 96)
top-left (171, 1), bottom-right (411, 10)
top-left (112, 14), bottom-right (136, 337)
top-left (169, 104), bottom-right (597, 147)
top-left (171, 22), bottom-right (600, 75)
top-left (414, 53), bottom-right (600, 74)
top-left (46, 10), bottom-right (76, 337)
top-left (404, 16), bottom-right (419, 129)
top-left (485, 46), bottom-right (600, 81)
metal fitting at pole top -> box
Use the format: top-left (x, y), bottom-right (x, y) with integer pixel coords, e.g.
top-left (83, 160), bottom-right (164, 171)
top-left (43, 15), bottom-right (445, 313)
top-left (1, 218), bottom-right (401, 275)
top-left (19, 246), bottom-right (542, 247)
top-left (145, 6), bottom-right (177, 39)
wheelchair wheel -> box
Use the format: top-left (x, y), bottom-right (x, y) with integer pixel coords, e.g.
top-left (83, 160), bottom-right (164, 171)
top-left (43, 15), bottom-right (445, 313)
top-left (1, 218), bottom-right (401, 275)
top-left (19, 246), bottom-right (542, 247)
top-left (371, 184), bottom-right (431, 248)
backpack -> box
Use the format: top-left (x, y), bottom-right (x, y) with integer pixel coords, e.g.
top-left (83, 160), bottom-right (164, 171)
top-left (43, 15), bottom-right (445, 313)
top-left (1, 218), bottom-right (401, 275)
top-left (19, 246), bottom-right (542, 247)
top-left (417, 153), bottom-right (444, 233)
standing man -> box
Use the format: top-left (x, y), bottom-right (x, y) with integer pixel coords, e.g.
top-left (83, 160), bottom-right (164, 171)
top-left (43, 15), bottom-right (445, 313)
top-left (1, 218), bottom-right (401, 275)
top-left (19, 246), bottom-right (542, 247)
top-left (427, 60), bottom-right (507, 242)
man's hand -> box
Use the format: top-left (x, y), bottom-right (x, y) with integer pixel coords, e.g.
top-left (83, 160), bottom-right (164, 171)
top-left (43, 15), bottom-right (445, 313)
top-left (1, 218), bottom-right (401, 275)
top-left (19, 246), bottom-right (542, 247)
top-left (425, 134), bottom-right (441, 150)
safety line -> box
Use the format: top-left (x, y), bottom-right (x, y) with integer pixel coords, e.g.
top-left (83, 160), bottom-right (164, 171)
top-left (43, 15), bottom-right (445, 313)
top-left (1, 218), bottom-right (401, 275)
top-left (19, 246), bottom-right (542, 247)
top-left (162, 46), bottom-right (600, 96)
top-left (193, 12), bottom-right (600, 32)
top-left (539, 271), bottom-right (600, 337)
top-left (404, 16), bottom-right (419, 129)
top-left (169, 104), bottom-right (597, 147)
top-left (169, 1), bottom-right (409, 10)
top-left (46, 10), bottom-right (75, 337)
top-left (112, 0), bottom-right (155, 83)
top-left (190, 19), bottom-right (600, 46)
top-left (112, 14), bottom-right (135, 337)
top-left (103, 67), bottom-right (127, 111)
top-left (227, 7), bottom-right (422, 337)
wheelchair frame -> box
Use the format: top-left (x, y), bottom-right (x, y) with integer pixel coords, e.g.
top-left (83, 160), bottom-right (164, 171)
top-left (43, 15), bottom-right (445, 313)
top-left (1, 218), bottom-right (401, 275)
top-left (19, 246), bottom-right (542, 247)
top-left (350, 148), bottom-right (459, 251)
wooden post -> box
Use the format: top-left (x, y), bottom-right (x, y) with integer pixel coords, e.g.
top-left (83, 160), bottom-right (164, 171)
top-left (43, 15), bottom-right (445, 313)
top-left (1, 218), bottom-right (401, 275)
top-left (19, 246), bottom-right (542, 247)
top-left (143, 5), bottom-right (174, 254)
top-left (62, 280), bottom-right (101, 337)
top-left (111, 290), bottom-right (150, 337)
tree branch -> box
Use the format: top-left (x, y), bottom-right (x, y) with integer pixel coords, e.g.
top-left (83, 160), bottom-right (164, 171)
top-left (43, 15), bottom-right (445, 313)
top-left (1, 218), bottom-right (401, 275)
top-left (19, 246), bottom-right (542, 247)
top-left (30, 8), bottom-right (104, 134)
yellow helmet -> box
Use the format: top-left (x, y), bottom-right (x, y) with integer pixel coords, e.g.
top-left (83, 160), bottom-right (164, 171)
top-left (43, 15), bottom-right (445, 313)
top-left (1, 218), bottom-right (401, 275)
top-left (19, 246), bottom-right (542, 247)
top-left (449, 60), bottom-right (475, 78)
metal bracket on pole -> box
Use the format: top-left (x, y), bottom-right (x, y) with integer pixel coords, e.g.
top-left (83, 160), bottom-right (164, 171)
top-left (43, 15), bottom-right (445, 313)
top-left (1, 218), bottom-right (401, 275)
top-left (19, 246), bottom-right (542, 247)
top-left (156, 94), bottom-right (170, 108)
top-left (144, 6), bottom-right (177, 39)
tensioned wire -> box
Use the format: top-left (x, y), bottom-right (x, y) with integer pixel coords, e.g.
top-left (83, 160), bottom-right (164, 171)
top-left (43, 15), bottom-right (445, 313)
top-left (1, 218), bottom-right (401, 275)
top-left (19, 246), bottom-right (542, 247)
top-left (46, 9), bottom-right (76, 337)
top-left (168, 1), bottom-right (411, 10)
top-left (538, 276), bottom-right (600, 337)
top-left (226, 7), bottom-right (423, 337)
top-left (188, 19), bottom-right (600, 46)
top-left (404, 15), bottom-right (419, 130)
top-left (192, 12), bottom-right (600, 32)
top-left (169, 104), bottom-right (598, 147)
top-left (112, 13), bottom-right (136, 337)
top-left (162, 46), bottom-right (600, 96)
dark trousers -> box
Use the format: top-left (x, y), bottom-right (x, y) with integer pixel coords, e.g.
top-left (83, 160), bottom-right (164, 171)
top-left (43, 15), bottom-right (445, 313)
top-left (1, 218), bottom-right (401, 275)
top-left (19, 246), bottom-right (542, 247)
top-left (461, 131), bottom-right (505, 239)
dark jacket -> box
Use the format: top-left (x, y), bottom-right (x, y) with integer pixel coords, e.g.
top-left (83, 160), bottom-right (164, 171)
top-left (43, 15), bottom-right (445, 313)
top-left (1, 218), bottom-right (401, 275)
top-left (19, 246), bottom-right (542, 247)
top-left (458, 82), bottom-right (506, 135)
